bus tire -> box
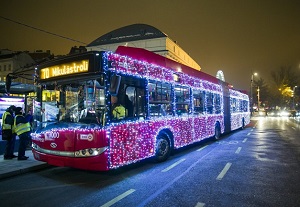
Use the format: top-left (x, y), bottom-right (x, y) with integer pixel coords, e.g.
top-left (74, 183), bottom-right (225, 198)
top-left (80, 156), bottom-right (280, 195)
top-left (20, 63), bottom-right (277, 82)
top-left (214, 123), bottom-right (221, 140)
top-left (155, 133), bottom-right (171, 162)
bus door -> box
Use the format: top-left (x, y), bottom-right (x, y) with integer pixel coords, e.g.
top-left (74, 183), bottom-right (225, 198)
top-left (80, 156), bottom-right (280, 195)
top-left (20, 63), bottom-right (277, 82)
top-left (193, 89), bottom-right (206, 140)
top-left (220, 81), bottom-right (231, 133)
top-left (175, 85), bottom-right (193, 143)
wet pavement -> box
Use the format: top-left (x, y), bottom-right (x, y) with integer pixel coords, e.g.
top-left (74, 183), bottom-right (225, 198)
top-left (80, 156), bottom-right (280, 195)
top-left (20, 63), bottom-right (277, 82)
top-left (0, 116), bottom-right (299, 180)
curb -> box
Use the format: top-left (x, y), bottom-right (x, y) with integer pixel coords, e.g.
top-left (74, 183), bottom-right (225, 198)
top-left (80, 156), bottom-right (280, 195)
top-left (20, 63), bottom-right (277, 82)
top-left (0, 163), bottom-right (51, 180)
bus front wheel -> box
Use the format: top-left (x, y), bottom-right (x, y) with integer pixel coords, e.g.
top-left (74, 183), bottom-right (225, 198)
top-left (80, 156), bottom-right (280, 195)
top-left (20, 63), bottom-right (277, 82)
top-left (155, 134), bottom-right (171, 162)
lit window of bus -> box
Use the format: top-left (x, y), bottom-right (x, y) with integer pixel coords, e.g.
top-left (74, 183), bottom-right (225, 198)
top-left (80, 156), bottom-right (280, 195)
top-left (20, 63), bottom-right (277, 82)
top-left (148, 81), bottom-right (172, 117)
top-left (175, 85), bottom-right (190, 116)
top-left (193, 89), bottom-right (205, 115)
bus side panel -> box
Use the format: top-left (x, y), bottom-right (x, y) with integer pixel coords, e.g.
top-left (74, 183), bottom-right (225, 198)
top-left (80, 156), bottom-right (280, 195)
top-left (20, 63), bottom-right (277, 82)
top-left (109, 120), bottom-right (166, 169)
top-left (231, 112), bottom-right (250, 130)
top-left (206, 115), bottom-right (223, 137)
top-left (193, 116), bottom-right (207, 141)
top-left (175, 117), bottom-right (194, 147)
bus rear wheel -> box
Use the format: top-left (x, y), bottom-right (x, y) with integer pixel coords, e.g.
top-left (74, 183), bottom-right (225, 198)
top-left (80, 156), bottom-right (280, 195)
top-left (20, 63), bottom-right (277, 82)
top-left (155, 134), bottom-right (171, 162)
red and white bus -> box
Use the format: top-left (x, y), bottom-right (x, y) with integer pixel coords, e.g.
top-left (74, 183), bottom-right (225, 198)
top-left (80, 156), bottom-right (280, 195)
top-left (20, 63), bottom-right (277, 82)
top-left (31, 46), bottom-right (250, 171)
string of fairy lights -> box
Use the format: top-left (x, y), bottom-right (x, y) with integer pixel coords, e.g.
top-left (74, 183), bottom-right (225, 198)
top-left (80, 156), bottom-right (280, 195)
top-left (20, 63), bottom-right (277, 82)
top-left (103, 51), bottom-right (250, 169)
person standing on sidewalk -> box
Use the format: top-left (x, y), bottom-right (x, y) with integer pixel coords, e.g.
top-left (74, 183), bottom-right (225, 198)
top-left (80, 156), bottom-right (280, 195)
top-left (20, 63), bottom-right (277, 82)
top-left (2, 105), bottom-right (17, 160)
top-left (13, 107), bottom-right (31, 160)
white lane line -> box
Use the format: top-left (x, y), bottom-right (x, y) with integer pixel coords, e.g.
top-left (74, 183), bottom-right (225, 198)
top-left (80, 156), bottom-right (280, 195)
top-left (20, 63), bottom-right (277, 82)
top-left (235, 147), bottom-right (242, 154)
top-left (100, 189), bottom-right (136, 207)
top-left (292, 127), bottom-right (296, 130)
top-left (216, 162), bottom-right (232, 180)
top-left (195, 202), bottom-right (206, 207)
top-left (162, 158), bottom-right (186, 172)
top-left (242, 138), bottom-right (248, 143)
top-left (197, 145), bottom-right (208, 151)
top-left (247, 132), bottom-right (251, 136)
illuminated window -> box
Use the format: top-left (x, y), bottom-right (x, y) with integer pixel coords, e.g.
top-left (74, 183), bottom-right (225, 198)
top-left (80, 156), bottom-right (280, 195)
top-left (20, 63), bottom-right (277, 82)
top-left (193, 89), bottom-right (205, 114)
top-left (206, 92), bottom-right (214, 114)
top-left (149, 81), bottom-right (172, 117)
top-left (230, 98), bottom-right (237, 113)
top-left (175, 85), bottom-right (190, 116)
top-left (214, 94), bottom-right (221, 114)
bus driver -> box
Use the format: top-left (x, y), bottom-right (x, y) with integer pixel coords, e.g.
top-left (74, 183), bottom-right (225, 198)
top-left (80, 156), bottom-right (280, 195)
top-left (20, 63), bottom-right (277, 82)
top-left (111, 96), bottom-right (125, 120)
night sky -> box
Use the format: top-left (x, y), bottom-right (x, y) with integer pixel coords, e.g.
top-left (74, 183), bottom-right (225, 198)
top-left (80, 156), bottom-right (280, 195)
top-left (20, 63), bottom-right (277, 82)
top-left (1, 0), bottom-right (299, 91)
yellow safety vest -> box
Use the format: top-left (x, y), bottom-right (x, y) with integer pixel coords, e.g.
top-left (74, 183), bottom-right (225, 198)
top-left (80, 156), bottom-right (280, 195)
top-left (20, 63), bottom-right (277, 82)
top-left (2, 112), bottom-right (12, 130)
top-left (14, 115), bottom-right (31, 135)
top-left (112, 105), bottom-right (125, 119)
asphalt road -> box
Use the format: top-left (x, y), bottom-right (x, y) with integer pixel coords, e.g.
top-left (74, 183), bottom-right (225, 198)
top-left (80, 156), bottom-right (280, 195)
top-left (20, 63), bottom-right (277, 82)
top-left (0, 117), bottom-right (299, 207)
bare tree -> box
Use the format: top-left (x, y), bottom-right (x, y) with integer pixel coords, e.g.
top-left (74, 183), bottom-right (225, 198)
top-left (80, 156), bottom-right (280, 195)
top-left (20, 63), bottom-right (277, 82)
top-left (270, 66), bottom-right (300, 108)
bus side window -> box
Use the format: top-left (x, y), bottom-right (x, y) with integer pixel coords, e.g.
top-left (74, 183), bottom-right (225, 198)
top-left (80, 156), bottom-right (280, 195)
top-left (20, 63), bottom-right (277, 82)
top-left (206, 92), bottom-right (213, 114)
top-left (148, 81), bottom-right (172, 117)
top-left (193, 89), bottom-right (205, 115)
top-left (175, 85), bottom-right (190, 116)
top-left (215, 94), bottom-right (221, 114)
top-left (125, 86), bottom-right (134, 117)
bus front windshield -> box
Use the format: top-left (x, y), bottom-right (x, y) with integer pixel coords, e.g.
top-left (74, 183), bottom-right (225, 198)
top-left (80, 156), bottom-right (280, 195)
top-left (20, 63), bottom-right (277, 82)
top-left (38, 79), bottom-right (106, 127)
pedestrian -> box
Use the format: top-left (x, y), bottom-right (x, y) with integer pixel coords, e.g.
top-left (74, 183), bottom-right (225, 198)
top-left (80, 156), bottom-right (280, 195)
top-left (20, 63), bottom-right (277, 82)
top-left (25, 107), bottom-right (34, 149)
top-left (13, 107), bottom-right (31, 160)
top-left (1, 105), bottom-right (17, 160)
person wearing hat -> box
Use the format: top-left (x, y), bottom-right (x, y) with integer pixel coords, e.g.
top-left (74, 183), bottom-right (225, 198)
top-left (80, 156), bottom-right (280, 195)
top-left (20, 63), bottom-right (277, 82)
top-left (2, 105), bottom-right (17, 160)
top-left (13, 107), bottom-right (31, 160)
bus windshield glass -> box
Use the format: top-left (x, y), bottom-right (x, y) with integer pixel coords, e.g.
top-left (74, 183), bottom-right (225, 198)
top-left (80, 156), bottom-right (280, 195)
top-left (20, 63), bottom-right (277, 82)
top-left (37, 79), bottom-right (105, 127)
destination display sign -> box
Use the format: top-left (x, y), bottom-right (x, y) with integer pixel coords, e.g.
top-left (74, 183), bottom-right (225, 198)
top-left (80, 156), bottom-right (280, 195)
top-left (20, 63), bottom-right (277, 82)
top-left (40, 60), bottom-right (89, 80)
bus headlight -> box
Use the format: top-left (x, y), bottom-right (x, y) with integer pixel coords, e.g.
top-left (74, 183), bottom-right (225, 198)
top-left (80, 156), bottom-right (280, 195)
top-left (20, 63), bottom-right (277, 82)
top-left (75, 147), bottom-right (107, 157)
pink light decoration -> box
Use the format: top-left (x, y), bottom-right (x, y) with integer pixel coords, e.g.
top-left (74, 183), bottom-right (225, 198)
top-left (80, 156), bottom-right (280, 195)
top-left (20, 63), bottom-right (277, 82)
top-left (103, 52), bottom-right (249, 169)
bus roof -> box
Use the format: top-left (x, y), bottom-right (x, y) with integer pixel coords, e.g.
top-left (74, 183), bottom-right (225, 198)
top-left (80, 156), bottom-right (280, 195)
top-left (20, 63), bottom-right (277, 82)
top-left (115, 46), bottom-right (220, 85)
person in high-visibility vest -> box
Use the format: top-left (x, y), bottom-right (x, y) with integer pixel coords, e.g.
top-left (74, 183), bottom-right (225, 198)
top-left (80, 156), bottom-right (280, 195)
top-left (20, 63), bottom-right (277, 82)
top-left (13, 107), bottom-right (31, 160)
top-left (2, 105), bottom-right (17, 160)
top-left (111, 96), bottom-right (126, 120)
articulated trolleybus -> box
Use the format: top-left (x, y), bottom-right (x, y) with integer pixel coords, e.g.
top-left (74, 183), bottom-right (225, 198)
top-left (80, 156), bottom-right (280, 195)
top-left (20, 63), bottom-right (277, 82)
top-left (32, 46), bottom-right (250, 171)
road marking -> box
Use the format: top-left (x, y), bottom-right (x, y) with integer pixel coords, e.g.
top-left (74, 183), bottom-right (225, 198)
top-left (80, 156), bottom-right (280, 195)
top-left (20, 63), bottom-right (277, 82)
top-left (162, 158), bottom-right (186, 172)
top-left (247, 132), bottom-right (251, 136)
top-left (242, 138), bottom-right (248, 143)
top-left (235, 147), bottom-right (242, 154)
top-left (292, 127), bottom-right (296, 130)
top-left (216, 162), bottom-right (232, 180)
top-left (137, 148), bottom-right (215, 207)
top-left (100, 189), bottom-right (136, 207)
top-left (195, 202), bottom-right (206, 207)
top-left (197, 145), bottom-right (208, 151)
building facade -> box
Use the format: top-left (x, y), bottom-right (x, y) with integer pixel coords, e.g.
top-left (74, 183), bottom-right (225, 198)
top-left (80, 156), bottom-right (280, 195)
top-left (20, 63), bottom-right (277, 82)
top-left (86, 24), bottom-right (201, 71)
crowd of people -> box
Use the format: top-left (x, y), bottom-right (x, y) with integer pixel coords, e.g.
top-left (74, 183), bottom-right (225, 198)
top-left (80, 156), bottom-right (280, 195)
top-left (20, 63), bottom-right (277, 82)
top-left (1, 105), bottom-right (32, 161)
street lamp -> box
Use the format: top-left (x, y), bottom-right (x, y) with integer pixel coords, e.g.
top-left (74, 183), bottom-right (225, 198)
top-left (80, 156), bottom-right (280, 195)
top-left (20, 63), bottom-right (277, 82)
top-left (257, 86), bottom-right (260, 111)
top-left (250, 72), bottom-right (258, 115)
top-left (293, 86), bottom-right (297, 109)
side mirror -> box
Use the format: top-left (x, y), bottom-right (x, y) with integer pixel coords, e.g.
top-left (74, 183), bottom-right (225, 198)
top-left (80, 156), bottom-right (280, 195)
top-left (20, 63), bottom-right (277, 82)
top-left (109, 74), bottom-right (121, 96)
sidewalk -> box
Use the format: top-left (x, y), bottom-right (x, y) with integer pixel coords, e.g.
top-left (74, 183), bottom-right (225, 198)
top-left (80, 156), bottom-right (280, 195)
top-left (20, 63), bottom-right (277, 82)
top-left (0, 149), bottom-right (50, 180)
